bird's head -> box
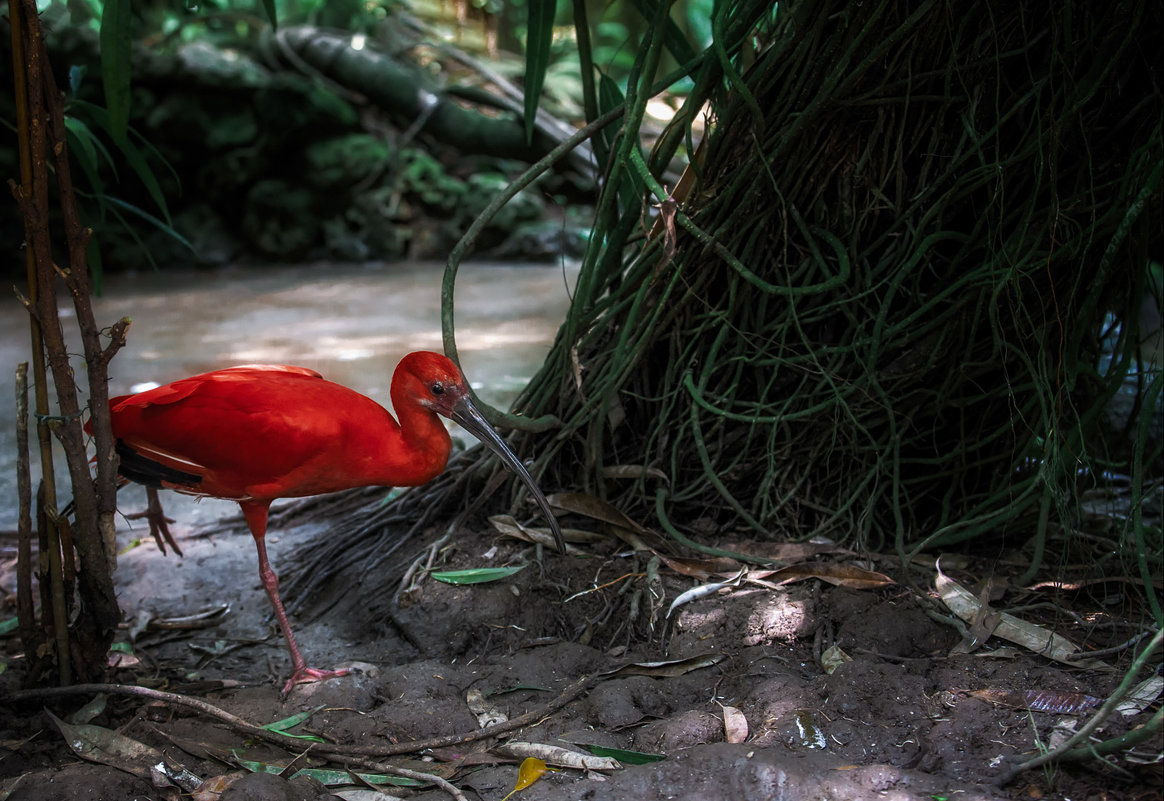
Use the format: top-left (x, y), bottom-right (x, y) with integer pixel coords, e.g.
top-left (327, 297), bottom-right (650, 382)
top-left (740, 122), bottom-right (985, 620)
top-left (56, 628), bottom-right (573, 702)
top-left (394, 351), bottom-right (565, 554)
top-left (395, 351), bottom-right (471, 418)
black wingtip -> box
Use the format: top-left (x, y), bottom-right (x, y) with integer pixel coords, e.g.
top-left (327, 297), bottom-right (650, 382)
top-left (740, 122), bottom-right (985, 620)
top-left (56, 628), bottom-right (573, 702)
top-left (115, 441), bottom-right (202, 490)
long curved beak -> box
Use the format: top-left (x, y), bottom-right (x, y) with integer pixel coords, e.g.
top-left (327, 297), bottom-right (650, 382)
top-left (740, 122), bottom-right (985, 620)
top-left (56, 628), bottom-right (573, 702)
top-left (450, 397), bottom-right (565, 554)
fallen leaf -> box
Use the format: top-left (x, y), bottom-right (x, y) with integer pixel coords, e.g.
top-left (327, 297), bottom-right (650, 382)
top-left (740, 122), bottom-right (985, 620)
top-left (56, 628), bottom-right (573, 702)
top-left (147, 604), bottom-right (231, 631)
top-left (547, 493), bottom-right (649, 533)
top-left (657, 553), bottom-right (742, 579)
top-left (431, 566), bottom-right (525, 585)
top-left (935, 563), bottom-right (1106, 668)
top-left (581, 744), bottom-right (665, 764)
top-left (488, 515), bottom-right (603, 548)
top-left (667, 569), bottom-right (747, 617)
top-left (722, 705), bottom-right (749, 743)
top-left (516, 757), bottom-right (549, 789)
top-left (1117, 676), bottom-right (1164, 717)
top-left (950, 583), bottom-right (1002, 655)
top-left (820, 644), bottom-right (852, 675)
top-left (46, 710), bottom-right (202, 792)
top-left (69, 694), bottom-right (107, 725)
top-left (750, 563), bottom-right (895, 590)
top-left (606, 653), bottom-right (726, 678)
top-left (190, 772), bottom-right (245, 801)
top-left (466, 688), bottom-right (508, 728)
top-left (599, 464), bottom-right (669, 482)
top-left (261, 706), bottom-right (325, 742)
top-left (967, 688), bottom-right (1102, 714)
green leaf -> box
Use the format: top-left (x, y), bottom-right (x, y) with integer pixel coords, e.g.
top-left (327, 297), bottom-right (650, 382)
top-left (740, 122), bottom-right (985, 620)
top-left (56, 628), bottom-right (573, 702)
top-left (0, 617), bottom-right (17, 635)
top-left (260, 706), bottom-right (325, 741)
top-left (630, 0), bottom-right (697, 67)
top-left (233, 753), bottom-right (281, 774)
top-left (100, 195), bottom-right (194, 253)
top-left (262, 706), bottom-right (324, 733)
top-left (523, 0), bottom-right (557, 145)
top-left (431, 566), bottom-right (526, 585)
top-left (71, 100), bottom-right (176, 224)
top-left (232, 753), bottom-right (428, 787)
top-left (65, 117), bottom-right (106, 196)
top-left (65, 113), bottom-right (119, 179)
top-left (260, 0), bottom-right (277, 30)
top-left (99, 0), bottom-right (132, 144)
top-left (583, 744), bottom-right (666, 764)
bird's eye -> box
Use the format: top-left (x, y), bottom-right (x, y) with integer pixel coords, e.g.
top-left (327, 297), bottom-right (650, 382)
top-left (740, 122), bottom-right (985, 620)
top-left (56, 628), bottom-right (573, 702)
top-left (430, 383), bottom-right (444, 395)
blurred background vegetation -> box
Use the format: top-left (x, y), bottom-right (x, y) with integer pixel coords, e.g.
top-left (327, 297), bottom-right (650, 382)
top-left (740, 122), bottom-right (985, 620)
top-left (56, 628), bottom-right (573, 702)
top-left (3, 0), bottom-right (719, 277)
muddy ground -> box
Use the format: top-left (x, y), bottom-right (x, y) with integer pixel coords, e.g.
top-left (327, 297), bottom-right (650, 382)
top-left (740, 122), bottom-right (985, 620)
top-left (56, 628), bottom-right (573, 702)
top-left (1, 487), bottom-right (1160, 801)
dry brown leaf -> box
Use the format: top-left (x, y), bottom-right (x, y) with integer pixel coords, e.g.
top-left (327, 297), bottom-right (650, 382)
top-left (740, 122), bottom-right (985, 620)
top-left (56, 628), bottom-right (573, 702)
top-left (599, 464), bottom-right (669, 482)
top-left (657, 553), bottom-right (742, 579)
top-left (606, 653), bottom-right (726, 678)
top-left (548, 492), bottom-right (649, 533)
top-left (721, 705), bottom-right (749, 744)
top-left (750, 563), bottom-right (895, 589)
top-left (935, 563), bottom-right (1107, 669)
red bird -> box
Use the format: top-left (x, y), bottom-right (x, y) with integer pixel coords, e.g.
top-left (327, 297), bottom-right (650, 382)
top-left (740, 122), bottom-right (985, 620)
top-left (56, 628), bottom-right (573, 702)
top-left (98, 351), bottom-right (563, 692)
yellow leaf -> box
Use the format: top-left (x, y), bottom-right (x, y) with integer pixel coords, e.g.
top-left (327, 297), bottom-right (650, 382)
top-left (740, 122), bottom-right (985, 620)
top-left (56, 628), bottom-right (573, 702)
top-left (500, 757), bottom-right (553, 800)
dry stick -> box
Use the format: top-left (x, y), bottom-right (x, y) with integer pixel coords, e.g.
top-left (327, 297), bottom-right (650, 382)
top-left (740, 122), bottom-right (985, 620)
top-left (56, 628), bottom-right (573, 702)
top-left (4, 673), bottom-right (599, 760)
top-left (333, 756), bottom-right (468, 801)
top-left (9, 0), bottom-right (70, 686)
top-left (14, 364), bottom-right (36, 656)
top-left (4, 687), bottom-right (456, 800)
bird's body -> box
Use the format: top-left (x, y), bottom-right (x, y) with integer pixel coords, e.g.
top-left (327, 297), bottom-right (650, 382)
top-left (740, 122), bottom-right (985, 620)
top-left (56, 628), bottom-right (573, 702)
top-left (97, 352), bottom-right (562, 692)
top-left (108, 364), bottom-right (450, 501)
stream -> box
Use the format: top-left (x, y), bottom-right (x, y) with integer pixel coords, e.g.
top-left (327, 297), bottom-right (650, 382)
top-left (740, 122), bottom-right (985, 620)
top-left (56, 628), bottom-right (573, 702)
top-left (0, 260), bottom-right (577, 531)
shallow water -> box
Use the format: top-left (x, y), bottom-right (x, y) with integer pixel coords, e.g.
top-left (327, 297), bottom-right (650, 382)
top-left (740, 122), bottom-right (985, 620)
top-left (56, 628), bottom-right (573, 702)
top-left (0, 260), bottom-right (577, 529)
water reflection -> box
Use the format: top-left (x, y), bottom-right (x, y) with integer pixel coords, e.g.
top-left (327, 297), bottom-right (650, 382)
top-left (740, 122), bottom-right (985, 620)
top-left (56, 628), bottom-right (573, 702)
top-left (0, 261), bottom-right (577, 529)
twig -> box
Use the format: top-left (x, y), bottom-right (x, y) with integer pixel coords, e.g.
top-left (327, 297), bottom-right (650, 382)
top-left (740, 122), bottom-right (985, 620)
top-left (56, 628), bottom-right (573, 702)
top-left (335, 756), bottom-right (469, 801)
top-left (1064, 630), bottom-right (1155, 662)
top-left (2, 672), bottom-right (600, 760)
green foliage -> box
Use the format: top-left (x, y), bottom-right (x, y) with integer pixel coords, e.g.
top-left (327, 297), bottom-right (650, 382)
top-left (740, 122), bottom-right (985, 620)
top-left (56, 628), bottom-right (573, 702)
top-left (63, 96), bottom-right (191, 284)
top-left (260, 0), bottom-right (278, 28)
top-left (400, 150), bottom-right (467, 212)
top-left (522, 0), bottom-right (558, 143)
top-left (98, 0), bottom-right (131, 143)
top-left (486, 0), bottom-right (1163, 587)
top-left (303, 134), bottom-right (394, 189)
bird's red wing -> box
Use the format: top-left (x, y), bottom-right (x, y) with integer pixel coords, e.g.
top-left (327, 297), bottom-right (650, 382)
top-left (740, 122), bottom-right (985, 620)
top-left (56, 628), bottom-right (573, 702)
top-left (110, 367), bottom-right (397, 500)
top-left (111, 365), bottom-right (324, 411)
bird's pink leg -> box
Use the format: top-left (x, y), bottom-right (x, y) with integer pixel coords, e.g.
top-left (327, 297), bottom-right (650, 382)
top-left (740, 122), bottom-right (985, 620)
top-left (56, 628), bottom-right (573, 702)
top-left (241, 502), bottom-right (351, 693)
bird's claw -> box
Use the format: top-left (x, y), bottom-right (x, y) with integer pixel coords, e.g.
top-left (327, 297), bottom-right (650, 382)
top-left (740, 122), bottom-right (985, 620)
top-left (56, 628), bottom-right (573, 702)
top-left (124, 486), bottom-right (183, 556)
top-left (281, 665), bottom-right (353, 695)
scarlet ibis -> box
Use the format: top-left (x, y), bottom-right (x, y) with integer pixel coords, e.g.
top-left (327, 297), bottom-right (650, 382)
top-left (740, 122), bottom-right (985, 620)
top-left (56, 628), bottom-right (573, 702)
top-left (96, 351), bottom-right (563, 692)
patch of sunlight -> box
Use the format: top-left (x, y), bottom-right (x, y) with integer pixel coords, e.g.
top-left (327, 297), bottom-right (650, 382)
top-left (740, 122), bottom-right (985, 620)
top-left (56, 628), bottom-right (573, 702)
top-left (674, 604), bottom-right (729, 632)
top-left (745, 598), bottom-right (808, 646)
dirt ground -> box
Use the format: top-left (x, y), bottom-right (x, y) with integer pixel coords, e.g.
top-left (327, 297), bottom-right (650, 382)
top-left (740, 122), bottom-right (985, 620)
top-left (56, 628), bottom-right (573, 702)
top-left (1, 487), bottom-right (1160, 801)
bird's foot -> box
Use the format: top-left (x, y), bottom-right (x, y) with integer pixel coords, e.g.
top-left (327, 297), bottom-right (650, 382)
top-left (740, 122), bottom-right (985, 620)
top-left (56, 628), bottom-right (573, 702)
top-left (124, 487), bottom-right (182, 556)
top-left (281, 665), bottom-right (353, 695)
